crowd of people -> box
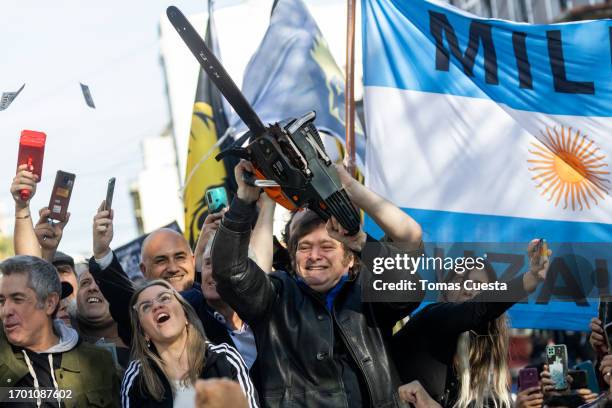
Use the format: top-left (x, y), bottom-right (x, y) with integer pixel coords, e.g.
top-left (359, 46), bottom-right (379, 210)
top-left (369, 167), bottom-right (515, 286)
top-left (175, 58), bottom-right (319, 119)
top-left (0, 159), bottom-right (610, 408)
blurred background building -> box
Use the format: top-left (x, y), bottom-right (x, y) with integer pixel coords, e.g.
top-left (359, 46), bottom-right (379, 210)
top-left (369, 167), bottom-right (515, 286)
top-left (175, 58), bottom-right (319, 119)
top-left (447, 0), bottom-right (612, 22)
top-left (129, 124), bottom-right (183, 235)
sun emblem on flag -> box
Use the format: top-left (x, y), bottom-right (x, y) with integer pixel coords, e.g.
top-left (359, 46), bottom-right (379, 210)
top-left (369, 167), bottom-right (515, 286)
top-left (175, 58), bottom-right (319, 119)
top-left (527, 126), bottom-right (610, 210)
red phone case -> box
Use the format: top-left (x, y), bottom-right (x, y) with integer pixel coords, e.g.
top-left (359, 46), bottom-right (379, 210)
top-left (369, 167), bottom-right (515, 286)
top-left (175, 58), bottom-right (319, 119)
top-left (17, 130), bottom-right (46, 178)
top-left (17, 130), bottom-right (47, 201)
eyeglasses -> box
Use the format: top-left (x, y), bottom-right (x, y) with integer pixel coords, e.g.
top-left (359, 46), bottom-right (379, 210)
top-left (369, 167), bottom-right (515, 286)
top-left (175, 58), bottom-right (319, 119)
top-left (133, 290), bottom-right (174, 315)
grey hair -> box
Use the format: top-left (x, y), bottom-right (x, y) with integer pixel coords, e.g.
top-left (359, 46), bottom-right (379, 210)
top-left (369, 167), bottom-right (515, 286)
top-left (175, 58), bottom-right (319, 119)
top-left (202, 230), bottom-right (216, 260)
top-left (75, 261), bottom-right (90, 280)
top-left (0, 255), bottom-right (61, 308)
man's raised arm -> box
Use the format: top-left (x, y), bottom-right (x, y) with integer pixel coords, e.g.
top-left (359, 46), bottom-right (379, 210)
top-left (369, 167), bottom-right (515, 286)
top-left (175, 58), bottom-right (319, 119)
top-left (88, 200), bottom-right (134, 345)
top-left (211, 160), bottom-right (277, 324)
top-left (336, 164), bottom-right (422, 251)
top-left (11, 165), bottom-right (41, 258)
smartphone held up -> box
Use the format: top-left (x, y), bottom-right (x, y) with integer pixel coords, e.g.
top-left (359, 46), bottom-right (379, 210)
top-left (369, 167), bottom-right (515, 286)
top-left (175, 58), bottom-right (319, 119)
top-left (532, 238), bottom-right (552, 267)
top-left (518, 367), bottom-right (539, 392)
top-left (546, 344), bottom-right (569, 391)
top-left (16, 130), bottom-right (46, 201)
top-left (48, 171), bottom-right (76, 222)
top-left (205, 186), bottom-right (229, 214)
top-left (104, 177), bottom-right (116, 212)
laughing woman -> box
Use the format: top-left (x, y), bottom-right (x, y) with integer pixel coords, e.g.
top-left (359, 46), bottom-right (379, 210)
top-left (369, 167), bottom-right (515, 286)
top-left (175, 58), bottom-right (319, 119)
top-left (121, 280), bottom-right (258, 408)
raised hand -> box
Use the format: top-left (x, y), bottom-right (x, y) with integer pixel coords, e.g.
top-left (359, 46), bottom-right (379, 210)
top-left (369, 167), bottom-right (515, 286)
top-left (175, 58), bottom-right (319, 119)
top-left (234, 160), bottom-right (261, 204)
top-left (333, 163), bottom-right (358, 195)
top-left (515, 386), bottom-right (544, 408)
top-left (589, 317), bottom-right (609, 356)
top-left (326, 216), bottom-right (366, 252)
top-left (599, 354), bottom-right (612, 384)
top-left (11, 164), bottom-right (39, 209)
top-left (93, 200), bottom-right (114, 258)
top-left (201, 210), bottom-right (225, 241)
top-left (194, 210), bottom-right (226, 272)
top-left (523, 239), bottom-right (552, 293)
top-left (527, 239), bottom-right (552, 281)
top-left (35, 207), bottom-right (70, 259)
top-left (195, 379), bottom-right (248, 408)
top-left (398, 381), bottom-right (442, 408)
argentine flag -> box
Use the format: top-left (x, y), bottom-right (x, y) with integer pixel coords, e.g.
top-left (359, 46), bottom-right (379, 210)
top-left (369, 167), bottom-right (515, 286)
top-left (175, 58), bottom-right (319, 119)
top-left (362, 0), bottom-right (611, 329)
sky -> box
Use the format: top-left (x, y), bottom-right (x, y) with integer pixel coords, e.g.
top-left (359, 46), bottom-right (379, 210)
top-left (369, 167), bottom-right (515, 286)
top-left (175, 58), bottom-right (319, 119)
top-left (0, 0), bottom-right (216, 258)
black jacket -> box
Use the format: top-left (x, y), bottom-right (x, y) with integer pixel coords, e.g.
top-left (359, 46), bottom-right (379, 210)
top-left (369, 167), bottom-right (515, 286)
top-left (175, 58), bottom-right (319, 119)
top-left (120, 342), bottom-right (258, 407)
top-left (88, 255), bottom-right (237, 349)
top-left (391, 276), bottom-right (528, 407)
top-left (211, 197), bottom-right (424, 408)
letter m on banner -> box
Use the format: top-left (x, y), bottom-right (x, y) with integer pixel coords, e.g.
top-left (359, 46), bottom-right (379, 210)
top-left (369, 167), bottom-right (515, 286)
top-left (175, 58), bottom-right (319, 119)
top-left (362, 0), bottom-right (612, 330)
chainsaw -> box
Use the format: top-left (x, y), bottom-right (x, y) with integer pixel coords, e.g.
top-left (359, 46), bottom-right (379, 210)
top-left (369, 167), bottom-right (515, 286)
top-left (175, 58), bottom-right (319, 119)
top-left (167, 6), bottom-right (360, 235)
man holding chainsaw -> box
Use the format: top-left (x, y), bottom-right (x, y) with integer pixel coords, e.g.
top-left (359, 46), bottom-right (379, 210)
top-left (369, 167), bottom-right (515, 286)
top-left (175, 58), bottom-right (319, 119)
top-left (211, 159), bottom-right (424, 407)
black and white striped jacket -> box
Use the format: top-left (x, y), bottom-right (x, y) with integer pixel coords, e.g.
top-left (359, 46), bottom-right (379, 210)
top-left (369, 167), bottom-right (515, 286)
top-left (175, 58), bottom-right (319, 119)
top-left (120, 342), bottom-right (258, 408)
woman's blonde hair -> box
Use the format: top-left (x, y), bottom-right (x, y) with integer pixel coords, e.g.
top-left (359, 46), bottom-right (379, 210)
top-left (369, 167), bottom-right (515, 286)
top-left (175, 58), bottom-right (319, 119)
top-left (453, 314), bottom-right (511, 408)
top-left (451, 262), bottom-right (511, 408)
top-left (129, 279), bottom-right (207, 401)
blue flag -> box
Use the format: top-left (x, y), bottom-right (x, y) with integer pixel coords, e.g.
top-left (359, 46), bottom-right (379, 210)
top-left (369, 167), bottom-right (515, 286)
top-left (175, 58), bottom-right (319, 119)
top-left (362, 0), bottom-right (612, 330)
top-left (230, 0), bottom-right (366, 169)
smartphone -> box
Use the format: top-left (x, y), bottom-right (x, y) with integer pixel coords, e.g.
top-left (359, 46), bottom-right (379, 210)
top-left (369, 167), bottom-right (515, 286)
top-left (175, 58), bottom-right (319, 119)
top-left (547, 394), bottom-right (592, 408)
top-left (604, 321), bottom-right (612, 356)
top-left (599, 297), bottom-right (612, 349)
top-left (205, 186), bottom-right (228, 214)
top-left (104, 177), bottom-right (116, 211)
top-left (574, 361), bottom-right (599, 393)
top-left (17, 130), bottom-right (46, 200)
top-left (532, 238), bottom-right (550, 266)
top-left (48, 171), bottom-right (76, 222)
top-left (546, 344), bottom-right (568, 390)
top-left (568, 369), bottom-right (588, 390)
top-left (599, 297), bottom-right (608, 325)
top-left (540, 239), bottom-right (549, 263)
top-left (518, 367), bottom-right (539, 391)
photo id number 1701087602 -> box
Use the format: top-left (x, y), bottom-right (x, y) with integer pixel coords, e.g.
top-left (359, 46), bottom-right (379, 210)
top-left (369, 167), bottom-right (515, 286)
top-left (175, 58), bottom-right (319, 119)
top-left (1, 387), bottom-right (73, 402)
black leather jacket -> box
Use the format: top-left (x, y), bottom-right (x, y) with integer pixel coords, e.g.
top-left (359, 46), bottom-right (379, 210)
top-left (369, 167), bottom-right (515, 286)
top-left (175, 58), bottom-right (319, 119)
top-left (211, 198), bottom-right (424, 407)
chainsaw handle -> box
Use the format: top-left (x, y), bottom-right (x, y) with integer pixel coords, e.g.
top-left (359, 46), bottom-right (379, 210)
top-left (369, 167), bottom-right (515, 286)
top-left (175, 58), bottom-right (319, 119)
top-left (241, 171), bottom-right (258, 187)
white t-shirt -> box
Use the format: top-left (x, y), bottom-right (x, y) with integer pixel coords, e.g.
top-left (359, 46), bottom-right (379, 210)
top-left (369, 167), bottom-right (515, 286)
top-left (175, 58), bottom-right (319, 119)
top-left (173, 380), bottom-right (196, 408)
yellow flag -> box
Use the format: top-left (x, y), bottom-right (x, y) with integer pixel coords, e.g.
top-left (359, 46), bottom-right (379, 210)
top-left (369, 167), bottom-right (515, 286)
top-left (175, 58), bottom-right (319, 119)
top-left (183, 2), bottom-right (236, 248)
top-left (183, 101), bottom-right (229, 247)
